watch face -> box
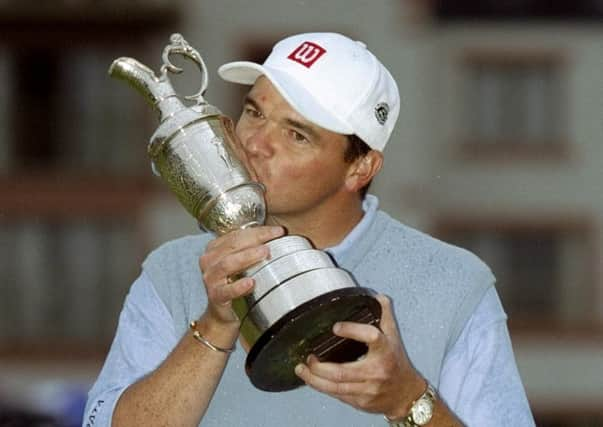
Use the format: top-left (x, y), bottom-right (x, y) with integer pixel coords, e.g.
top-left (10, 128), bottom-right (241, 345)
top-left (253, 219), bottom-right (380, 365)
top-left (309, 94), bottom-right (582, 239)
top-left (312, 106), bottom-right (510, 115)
top-left (411, 397), bottom-right (433, 425)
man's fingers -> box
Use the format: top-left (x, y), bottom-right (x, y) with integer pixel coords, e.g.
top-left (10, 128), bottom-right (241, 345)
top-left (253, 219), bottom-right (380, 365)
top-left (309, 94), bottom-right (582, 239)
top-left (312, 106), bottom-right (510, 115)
top-left (303, 355), bottom-right (369, 383)
top-left (332, 321), bottom-right (384, 348)
top-left (202, 244), bottom-right (269, 285)
top-left (205, 226), bottom-right (284, 254)
top-left (200, 226), bottom-right (285, 311)
top-left (209, 277), bottom-right (255, 305)
top-left (295, 363), bottom-right (366, 396)
top-left (201, 226), bottom-right (284, 282)
top-left (375, 294), bottom-right (398, 338)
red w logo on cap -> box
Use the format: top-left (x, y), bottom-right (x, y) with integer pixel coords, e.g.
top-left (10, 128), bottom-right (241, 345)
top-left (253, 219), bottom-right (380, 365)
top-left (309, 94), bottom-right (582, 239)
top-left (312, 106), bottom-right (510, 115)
top-left (287, 42), bottom-right (326, 68)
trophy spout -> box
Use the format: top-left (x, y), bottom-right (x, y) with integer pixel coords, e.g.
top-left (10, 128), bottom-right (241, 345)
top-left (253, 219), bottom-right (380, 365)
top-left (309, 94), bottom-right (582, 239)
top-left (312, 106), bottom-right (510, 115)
top-left (109, 57), bottom-right (185, 120)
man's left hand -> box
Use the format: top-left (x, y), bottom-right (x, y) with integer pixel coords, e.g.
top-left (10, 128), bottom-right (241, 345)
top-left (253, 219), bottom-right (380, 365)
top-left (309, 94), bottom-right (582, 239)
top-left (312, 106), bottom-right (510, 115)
top-left (294, 294), bottom-right (426, 420)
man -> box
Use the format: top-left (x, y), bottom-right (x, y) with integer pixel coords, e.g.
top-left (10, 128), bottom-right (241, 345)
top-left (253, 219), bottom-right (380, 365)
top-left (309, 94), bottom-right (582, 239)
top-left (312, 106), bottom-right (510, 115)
top-left (85, 32), bottom-right (535, 426)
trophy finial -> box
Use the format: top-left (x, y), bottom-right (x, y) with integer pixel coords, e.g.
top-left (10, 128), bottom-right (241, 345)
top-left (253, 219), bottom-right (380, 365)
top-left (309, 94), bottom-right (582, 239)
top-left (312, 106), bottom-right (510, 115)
top-left (161, 33), bottom-right (209, 104)
top-left (109, 33), bottom-right (210, 120)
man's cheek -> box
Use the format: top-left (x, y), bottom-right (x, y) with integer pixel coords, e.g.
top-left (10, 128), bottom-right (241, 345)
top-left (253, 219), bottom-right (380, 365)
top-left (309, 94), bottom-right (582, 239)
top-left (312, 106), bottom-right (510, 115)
top-left (280, 166), bottom-right (306, 181)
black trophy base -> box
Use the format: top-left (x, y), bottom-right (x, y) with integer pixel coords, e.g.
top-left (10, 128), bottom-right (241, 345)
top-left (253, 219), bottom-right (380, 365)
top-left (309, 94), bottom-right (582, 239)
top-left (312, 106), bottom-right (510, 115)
top-left (245, 287), bottom-right (382, 392)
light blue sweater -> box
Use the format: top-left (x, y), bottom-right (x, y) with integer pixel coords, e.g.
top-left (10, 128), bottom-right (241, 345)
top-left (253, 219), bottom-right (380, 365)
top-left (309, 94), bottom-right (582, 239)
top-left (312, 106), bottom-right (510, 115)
top-left (85, 196), bottom-right (535, 426)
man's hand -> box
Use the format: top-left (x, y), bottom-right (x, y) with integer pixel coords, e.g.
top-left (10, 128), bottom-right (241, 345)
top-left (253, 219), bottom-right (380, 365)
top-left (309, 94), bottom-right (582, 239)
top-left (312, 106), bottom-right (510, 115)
top-left (199, 226), bottom-right (284, 326)
top-left (294, 294), bottom-right (426, 420)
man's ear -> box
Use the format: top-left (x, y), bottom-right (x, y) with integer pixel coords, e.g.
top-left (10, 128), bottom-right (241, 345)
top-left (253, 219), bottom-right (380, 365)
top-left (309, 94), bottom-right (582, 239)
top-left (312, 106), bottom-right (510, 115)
top-left (345, 150), bottom-right (383, 192)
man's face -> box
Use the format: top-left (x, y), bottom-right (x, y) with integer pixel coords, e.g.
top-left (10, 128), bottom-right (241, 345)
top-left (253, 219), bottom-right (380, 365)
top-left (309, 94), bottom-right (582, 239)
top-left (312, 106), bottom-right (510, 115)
top-left (234, 77), bottom-right (353, 219)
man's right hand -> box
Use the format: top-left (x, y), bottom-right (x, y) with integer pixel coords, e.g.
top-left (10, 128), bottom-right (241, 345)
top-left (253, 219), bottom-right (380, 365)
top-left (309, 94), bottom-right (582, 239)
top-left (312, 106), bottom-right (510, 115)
top-left (199, 226), bottom-right (285, 327)
top-left (112, 226), bottom-right (285, 427)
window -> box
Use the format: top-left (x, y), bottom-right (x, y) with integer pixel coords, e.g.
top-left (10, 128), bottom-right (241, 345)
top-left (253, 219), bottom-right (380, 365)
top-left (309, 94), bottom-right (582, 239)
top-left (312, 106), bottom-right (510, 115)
top-left (436, 219), bottom-right (595, 331)
top-left (0, 218), bottom-right (141, 345)
top-left (0, 6), bottom-right (179, 357)
top-left (7, 47), bottom-right (151, 174)
top-left (460, 51), bottom-right (566, 158)
top-left (435, 0), bottom-right (603, 21)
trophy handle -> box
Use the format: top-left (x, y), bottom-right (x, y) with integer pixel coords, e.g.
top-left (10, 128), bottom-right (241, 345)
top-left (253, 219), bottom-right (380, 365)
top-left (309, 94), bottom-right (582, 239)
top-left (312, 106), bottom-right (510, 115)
top-left (161, 33), bottom-right (209, 105)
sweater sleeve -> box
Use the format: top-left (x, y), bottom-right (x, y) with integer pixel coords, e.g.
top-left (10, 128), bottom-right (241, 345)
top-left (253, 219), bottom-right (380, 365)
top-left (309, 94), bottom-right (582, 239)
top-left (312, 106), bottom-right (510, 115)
top-left (438, 287), bottom-right (535, 426)
top-left (83, 272), bottom-right (178, 427)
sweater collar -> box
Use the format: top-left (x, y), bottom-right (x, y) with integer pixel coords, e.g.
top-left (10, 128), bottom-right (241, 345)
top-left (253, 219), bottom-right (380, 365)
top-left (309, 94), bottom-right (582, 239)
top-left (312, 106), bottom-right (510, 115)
top-left (324, 194), bottom-right (379, 261)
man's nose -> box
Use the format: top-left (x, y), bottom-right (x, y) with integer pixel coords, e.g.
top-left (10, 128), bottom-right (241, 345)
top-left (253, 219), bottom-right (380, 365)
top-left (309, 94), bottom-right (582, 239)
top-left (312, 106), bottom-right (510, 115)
top-left (241, 123), bottom-right (275, 158)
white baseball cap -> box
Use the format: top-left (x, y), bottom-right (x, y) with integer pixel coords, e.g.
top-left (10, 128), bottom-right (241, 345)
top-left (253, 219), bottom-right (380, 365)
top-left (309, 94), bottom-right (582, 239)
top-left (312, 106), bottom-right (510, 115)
top-left (218, 32), bottom-right (400, 151)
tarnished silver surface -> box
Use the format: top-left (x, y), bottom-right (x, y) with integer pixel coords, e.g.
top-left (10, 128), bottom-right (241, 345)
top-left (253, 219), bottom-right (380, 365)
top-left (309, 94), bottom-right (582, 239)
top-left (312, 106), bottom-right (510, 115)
top-left (109, 33), bottom-right (265, 235)
top-left (109, 33), bottom-right (209, 112)
top-left (241, 268), bottom-right (356, 333)
top-left (149, 116), bottom-right (266, 233)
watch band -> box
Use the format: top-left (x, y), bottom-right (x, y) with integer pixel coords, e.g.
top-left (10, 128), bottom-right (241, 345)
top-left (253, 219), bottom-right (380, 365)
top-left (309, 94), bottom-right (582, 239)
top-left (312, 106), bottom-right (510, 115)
top-left (385, 383), bottom-right (437, 427)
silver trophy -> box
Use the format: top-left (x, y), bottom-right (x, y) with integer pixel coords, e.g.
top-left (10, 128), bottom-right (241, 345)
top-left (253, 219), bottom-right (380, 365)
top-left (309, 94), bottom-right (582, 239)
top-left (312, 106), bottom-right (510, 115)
top-left (109, 34), bottom-right (381, 391)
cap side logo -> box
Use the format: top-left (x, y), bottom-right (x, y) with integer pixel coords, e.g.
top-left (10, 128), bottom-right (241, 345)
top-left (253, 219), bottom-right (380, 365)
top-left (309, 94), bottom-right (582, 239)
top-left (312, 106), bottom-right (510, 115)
top-left (287, 42), bottom-right (326, 68)
top-left (375, 102), bottom-right (390, 125)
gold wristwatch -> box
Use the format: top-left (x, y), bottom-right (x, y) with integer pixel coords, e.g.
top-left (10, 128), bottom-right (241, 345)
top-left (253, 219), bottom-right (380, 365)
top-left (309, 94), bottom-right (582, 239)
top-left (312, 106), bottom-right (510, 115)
top-left (386, 384), bottom-right (437, 427)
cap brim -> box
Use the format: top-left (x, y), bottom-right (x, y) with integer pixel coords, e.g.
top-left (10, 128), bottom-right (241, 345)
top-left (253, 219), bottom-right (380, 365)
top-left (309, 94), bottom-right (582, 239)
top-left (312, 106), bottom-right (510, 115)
top-left (218, 61), bottom-right (353, 135)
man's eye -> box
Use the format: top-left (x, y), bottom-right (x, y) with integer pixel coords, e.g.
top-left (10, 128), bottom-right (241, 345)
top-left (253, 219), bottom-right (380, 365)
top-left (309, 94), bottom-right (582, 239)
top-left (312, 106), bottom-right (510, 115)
top-left (244, 107), bottom-right (263, 118)
top-left (290, 130), bottom-right (309, 143)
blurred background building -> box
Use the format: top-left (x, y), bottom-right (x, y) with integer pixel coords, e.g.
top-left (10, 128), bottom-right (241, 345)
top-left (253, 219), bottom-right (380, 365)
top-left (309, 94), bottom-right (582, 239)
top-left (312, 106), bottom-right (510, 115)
top-left (0, 1), bottom-right (602, 426)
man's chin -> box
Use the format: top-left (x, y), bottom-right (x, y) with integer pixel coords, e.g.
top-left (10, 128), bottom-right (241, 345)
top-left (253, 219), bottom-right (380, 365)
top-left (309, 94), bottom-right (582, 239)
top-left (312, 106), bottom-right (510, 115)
top-left (262, 197), bottom-right (283, 224)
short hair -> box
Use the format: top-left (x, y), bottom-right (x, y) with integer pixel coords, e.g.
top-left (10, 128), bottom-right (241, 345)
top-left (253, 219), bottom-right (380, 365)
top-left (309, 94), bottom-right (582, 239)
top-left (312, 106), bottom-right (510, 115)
top-left (344, 134), bottom-right (372, 199)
